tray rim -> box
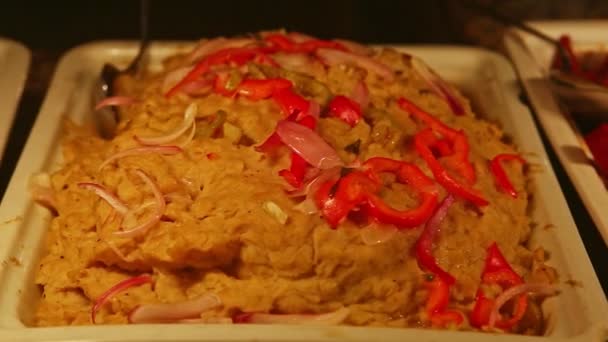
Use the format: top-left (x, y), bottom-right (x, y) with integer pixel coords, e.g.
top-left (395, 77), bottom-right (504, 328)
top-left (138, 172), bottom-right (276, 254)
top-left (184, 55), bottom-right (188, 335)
top-left (0, 40), bottom-right (605, 342)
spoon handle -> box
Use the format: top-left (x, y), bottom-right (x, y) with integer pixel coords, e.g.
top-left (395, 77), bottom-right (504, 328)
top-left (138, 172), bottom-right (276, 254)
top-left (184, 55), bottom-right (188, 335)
top-left (125, 0), bottom-right (150, 75)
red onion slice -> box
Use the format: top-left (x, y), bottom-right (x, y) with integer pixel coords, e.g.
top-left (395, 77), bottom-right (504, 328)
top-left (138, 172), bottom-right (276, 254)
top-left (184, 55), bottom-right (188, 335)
top-left (135, 103), bottom-right (197, 146)
top-left (287, 32), bottom-right (316, 43)
top-left (293, 198), bottom-right (318, 215)
top-left (234, 307), bottom-right (349, 325)
top-left (121, 200), bottom-right (156, 228)
top-left (411, 57), bottom-right (464, 116)
top-left (290, 164), bottom-right (340, 194)
top-left (303, 166), bottom-right (321, 182)
top-left (177, 122), bottom-right (196, 148)
top-left (307, 100), bottom-right (321, 119)
top-left (181, 78), bottom-right (213, 96)
top-left (78, 182), bottom-right (129, 215)
top-left (99, 145), bottom-right (182, 170)
top-left (129, 294), bottom-right (221, 324)
top-left (113, 169), bottom-right (166, 238)
top-left (275, 120), bottom-right (343, 169)
top-left (292, 167), bottom-right (341, 214)
top-left (186, 38), bottom-right (256, 65)
top-left (333, 39), bottom-right (372, 56)
top-left (488, 283), bottom-right (559, 329)
top-left (360, 221), bottom-right (398, 245)
top-left (105, 239), bottom-right (134, 263)
top-left (95, 96), bottom-right (136, 111)
top-left (162, 66), bottom-right (193, 93)
top-left (415, 195), bottom-right (455, 283)
top-left (425, 195), bottom-right (454, 233)
top-left (272, 52), bottom-right (312, 72)
top-left (91, 274), bottom-right (153, 324)
top-left (28, 172), bottom-right (57, 212)
top-left (350, 81), bottom-right (370, 109)
top-left (316, 48), bottom-right (394, 82)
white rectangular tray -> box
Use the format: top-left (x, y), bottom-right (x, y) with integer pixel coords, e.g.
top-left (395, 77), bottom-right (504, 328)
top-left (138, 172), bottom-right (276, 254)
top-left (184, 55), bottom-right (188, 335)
top-left (0, 42), bottom-right (605, 341)
top-left (504, 20), bottom-right (608, 247)
top-left (0, 38), bottom-right (30, 163)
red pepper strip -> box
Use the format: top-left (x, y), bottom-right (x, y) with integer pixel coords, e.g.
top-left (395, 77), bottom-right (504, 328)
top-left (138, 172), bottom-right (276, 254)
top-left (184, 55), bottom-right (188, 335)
top-left (398, 97), bottom-right (458, 139)
top-left (213, 73), bottom-right (236, 97)
top-left (483, 242), bottom-right (522, 282)
top-left (363, 158), bottom-right (438, 227)
top-left (494, 292), bottom-right (528, 329)
top-left (470, 242), bottom-right (527, 330)
top-left (363, 157), bottom-right (436, 192)
top-left (277, 115), bottom-right (317, 188)
top-left (415, 129), bottom-right (488, 206)
top-left (253, 52), bottom-right (281, 67)
top-left (471, 289), bottom-right (528, 330)
top-left (430, 310), bottom-right (464, 328)
top-left (440, 133), bottom-right (475, 184)
top-left (237, 78), bottom-right (293, 100)
top-left (398, 97), bottom-right (476, 183)
top-left (585, 123), bottom-right (608, 178)
top-left (256, 133), bottom-right (282, 153)
top-left (314, 181), bottom-right (345, 227)
top-left (279, 153), bottom-right (309, 188)
top-left (327, 95), bottom-right (362, 127)
top-left (366, 192), bottom-right (438, 228)
top-left (424, 277), bottom-right (464, 328)
top-left (272, 88), bottom-right (311, 118)
top-left (220, 76), bottom-right (309, 119)
top-left (426, 133), bottom-right (474, 184)
top-left (166, 47), bottom-right (265, 97)
top-left (425, 276), bottom-right (450, 314)
top-left (489, 154), bottom-right (525, 198)
top-left (299, 39), bottom-right (348, 53)
top-left (483, 268), bottom-right (524, 287)
top-left (297, 114), bottom-right (317, 130)
top-left (470, 292), bottom-right (494, 328)
top-left (551, 34), bottom-right (581, 74)
top-left (232, 312), bottom-right (254, 323)
top-left (257, 107), bottom-right (316, 155)
top-left (315, 158), bottom-right (438, 228)
top-left (264, 34), bottom-right (294, 51)
top-left (253, 84), bottom-right (314, 154)
top-left (264, 33), bottom-right (347, 53)
top-left (315, 171), bottom-right (380, 228)
top-left (432, 139), bottom-right (453, 156)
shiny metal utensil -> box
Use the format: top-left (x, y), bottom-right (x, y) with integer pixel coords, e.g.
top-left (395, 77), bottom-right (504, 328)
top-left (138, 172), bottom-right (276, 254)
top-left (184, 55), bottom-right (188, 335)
top-left (94, 0), bottom-right (150, 139)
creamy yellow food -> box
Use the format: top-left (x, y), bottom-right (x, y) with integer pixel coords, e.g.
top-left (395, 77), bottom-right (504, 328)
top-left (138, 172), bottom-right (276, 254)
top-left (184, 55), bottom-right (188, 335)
top-left (33, 32), bottom-right (555, 333)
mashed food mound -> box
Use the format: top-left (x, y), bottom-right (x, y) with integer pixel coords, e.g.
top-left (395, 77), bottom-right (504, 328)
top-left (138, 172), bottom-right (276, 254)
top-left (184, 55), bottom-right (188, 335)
top-left (33, 32), bottom-right (556, 334)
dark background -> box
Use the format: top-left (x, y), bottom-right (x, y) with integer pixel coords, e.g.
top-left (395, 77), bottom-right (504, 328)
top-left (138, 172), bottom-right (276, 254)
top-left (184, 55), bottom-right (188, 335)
top-left (3, 1), bottom-right (608, 50)
top-left (0, 0), bottom-right (606, 294)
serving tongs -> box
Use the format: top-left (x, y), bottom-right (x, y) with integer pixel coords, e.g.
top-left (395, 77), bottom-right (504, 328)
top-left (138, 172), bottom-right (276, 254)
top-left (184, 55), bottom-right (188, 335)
top-left (94, 0), bottom-right (150, 139)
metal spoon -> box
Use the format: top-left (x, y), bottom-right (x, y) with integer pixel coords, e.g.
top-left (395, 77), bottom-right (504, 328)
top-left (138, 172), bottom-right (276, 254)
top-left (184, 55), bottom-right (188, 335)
top-left (94, 0), bottom-right (150, 139)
